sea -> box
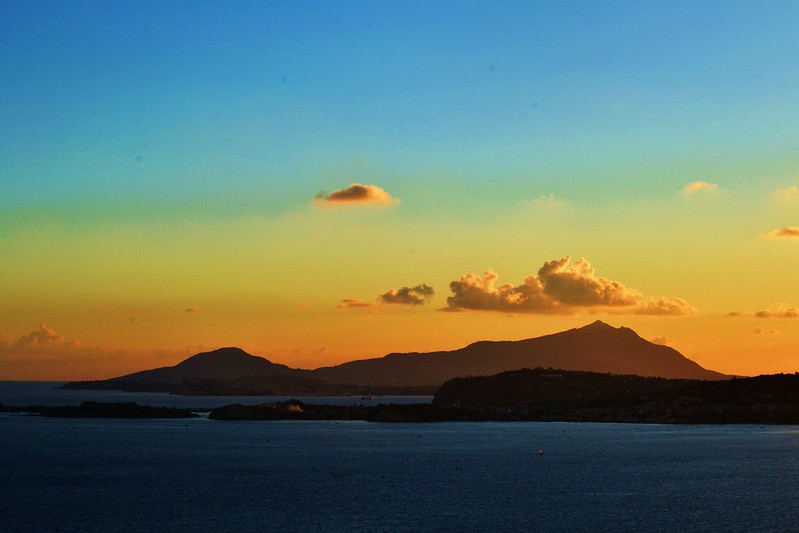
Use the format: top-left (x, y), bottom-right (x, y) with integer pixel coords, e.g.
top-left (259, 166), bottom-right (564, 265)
top-left (2, 382), bottom-right (798, 532)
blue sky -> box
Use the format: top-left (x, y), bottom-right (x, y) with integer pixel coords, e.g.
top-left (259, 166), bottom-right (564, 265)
top-left (3, 1), bottom-right (798, 218)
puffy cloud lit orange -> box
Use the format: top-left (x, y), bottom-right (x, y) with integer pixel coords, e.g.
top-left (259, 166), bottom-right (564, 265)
top-left (314, 183), bottom-right (398, 206)
top-left (0, 324), bottom-right (189, 380)
top-left (379, 284), bottom-right (434, 306)
top-left (728, 303), bottom-right (799, 318)
top-left (5, 324), bottom-right (79, 351)
top-left (754, 304), bottom-right (799, 318)
top-left (339, 284), bottom-right (435, 310)
top-left (445, 256), bottom-right (696, 316)
top-left (766, 227), bottom-right (799, 239)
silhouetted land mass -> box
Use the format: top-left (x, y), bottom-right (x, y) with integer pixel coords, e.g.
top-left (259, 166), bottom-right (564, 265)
top-left (10, 369), bottom-right (799, 423)
top-left (312, 321), bottom-right (726, 386)
top-left (432, 368), bottom-right (799, 424)
top-left (209, 370), bottom-right (799, 424)
top-left (208, 400), bottom-right (473, 422)
top-left (0, 401), bottom-right (197, 418)
top-left (60, 347), bottom-right (309, 393)
top-left (60, 321), bottom-right (726, 395)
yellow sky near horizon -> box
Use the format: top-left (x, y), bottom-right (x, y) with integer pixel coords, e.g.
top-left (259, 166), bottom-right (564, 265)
top-left (2, 180), bottom-right (799, 381)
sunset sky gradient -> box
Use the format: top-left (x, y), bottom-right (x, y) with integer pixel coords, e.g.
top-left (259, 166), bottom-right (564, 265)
top-left (2, 1), bottom-right (799, 379)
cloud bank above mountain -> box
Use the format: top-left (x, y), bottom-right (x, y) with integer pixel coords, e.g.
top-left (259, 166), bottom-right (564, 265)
top-left (445, 256), bottom-right (696, 316)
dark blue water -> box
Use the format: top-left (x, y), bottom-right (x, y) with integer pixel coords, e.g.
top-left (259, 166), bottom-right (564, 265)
top-left (3, 416), bottom-right (799, 531)
top-left (2, 382), bottom-right (799, 531)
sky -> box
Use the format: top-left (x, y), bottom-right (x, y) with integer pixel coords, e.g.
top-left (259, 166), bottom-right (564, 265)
top-left (2, 1), bottom-right (799, 380)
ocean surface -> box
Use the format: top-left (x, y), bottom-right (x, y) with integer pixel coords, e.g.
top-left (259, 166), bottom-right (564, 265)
top-left (2, 382), bottom-right (799, 532)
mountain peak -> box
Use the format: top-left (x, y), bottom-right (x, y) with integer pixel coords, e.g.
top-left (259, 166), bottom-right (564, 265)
top-left (580, 320), bottom-right (616, 331)
top-left (195, 346), bottom-right (252, 357)
top-left (574, 321), bottom-right (644, 342)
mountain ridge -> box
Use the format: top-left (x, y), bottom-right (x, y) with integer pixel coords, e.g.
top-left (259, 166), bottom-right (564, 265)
top-left (61, 321), bottom-right (727, 393)
top-left (310, 320), bottom-right (725, 386)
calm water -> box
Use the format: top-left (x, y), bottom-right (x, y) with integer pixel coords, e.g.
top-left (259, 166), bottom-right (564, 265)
top-left (2, 384), bottom-right (799, 531)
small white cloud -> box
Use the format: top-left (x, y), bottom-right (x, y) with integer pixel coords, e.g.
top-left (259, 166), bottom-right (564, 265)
top-left (682, 181), bottom-right (719, 196)
top-left (521, 193), bottom-right (568, 210)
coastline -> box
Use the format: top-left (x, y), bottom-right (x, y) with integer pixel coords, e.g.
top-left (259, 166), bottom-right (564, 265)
top-left (5, 399), bottom-right (799, 425)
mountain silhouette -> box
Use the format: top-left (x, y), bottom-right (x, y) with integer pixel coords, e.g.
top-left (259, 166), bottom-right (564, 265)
top-left (102, 347), bottom-right (305, 386)
top-left (62, 321), bottom-right (726, 392)
top-left (311, 320), bottom-right (726, 386)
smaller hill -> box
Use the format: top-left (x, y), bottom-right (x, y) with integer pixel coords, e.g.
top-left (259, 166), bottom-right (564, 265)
top-left (120, 347), bottom-right (300, 382)
top-left (60, 347), bottom-right (306, 392)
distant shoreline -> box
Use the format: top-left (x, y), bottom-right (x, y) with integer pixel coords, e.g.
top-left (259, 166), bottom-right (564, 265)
top-left (4, 398), bottom-right (799, 425)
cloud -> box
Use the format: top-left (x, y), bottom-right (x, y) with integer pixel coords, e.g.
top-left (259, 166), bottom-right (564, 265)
top-left (340, 284), bottom-right (435, 310)
top-left (445, 269), bottom-right (560, 313)
top-left (631, 296), bottom-right (697, 316)
top-left (0, 325), bottom-right (193, 380)
top-left (729, 303), bottom-right (799, 318)
top-left (538, 257), bottom-right (641, 307)
top-left (6, 324), bottom-right (79, 351)
top-left (445, 256), bottom-right (696, 316)
top-left (753, 327), bottom-right (779, 335)
top-left (766, 227), bottom-right (799, 239)
top-left (651, 336), bottom-right (673, 346)
top-left (314, 183), bottom-right (398, 206)
top-left (521, 193), bottom-right (568, 210)
top-left (337, 299), bottom-right (374, 310)
top-left (185, 307), bottom-right (200, 313)
top-left (682, 181), bottom-right (719, 195)
top-left (754, 304), bottom-right (799, 318)
top-left (379, 284), bottom-right (435, 306)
